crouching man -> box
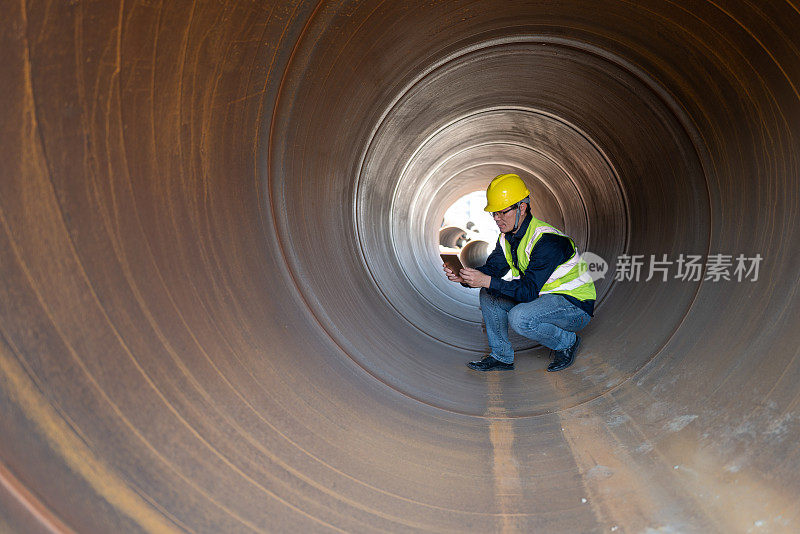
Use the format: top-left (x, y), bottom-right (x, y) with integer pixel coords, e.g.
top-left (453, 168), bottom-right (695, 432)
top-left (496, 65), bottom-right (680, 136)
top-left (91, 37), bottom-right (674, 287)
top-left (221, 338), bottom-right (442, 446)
top-left (443, 173), bottom-right (595, 372)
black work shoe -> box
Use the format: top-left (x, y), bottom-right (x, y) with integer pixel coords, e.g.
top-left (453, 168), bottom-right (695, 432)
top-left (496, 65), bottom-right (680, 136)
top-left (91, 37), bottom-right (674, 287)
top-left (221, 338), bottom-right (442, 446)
top-left (467, 355), bottom-right (514, 371)
top-left (547, 335), bottom-right (581, 372)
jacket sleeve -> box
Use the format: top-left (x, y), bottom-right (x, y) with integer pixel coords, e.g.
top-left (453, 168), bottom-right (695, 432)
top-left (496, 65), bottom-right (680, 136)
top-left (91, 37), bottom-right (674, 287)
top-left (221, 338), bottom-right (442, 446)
top-left (488, 233), bottom-right (573, 303)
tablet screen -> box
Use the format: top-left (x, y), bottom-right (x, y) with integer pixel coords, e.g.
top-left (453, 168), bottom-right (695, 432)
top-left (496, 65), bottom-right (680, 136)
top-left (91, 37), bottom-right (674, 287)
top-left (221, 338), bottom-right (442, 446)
top-left (441, 253), bottom-right (464, 274)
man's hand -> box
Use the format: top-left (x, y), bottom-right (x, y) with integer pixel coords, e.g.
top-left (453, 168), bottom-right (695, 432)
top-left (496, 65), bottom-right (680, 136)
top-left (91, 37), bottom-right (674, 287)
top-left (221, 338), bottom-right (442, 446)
top-left (443, 263), bottom-right (465, 283)
top-left (460, 268), bottom-right (491, 288)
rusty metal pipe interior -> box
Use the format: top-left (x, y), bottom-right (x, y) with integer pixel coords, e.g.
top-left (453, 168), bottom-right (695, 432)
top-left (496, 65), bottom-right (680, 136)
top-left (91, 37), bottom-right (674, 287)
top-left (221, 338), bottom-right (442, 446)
top-left (1, 1), bottom-right (799, 532)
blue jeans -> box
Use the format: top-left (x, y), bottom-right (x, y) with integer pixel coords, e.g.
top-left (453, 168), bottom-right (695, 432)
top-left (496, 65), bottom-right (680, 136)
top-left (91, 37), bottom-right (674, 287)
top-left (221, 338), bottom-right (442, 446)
top-left (479, 288), bottom-right (591, 364)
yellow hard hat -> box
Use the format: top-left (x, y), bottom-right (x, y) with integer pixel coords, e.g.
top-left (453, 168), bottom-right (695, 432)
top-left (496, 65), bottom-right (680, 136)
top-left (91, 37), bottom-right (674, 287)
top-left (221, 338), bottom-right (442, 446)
top-left (484, 173), bottom-right (530, 212)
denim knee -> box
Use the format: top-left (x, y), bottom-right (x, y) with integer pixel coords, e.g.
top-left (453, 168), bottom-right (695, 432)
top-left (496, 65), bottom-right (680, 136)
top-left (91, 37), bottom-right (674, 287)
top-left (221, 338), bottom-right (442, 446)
top-left (509, 306), bottom-right (551, 341)
top-left (508, 306), bottom-right (526, 335)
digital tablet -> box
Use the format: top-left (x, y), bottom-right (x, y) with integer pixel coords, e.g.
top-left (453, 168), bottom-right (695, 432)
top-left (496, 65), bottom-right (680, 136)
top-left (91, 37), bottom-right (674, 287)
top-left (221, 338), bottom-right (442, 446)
top-left (440, 253), bottom-right (464, 275)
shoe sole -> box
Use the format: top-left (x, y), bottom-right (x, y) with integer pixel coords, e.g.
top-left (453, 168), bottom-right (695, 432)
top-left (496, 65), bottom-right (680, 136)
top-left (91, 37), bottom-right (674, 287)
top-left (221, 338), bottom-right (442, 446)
top-left (466, 363), bottom-right (515, 371)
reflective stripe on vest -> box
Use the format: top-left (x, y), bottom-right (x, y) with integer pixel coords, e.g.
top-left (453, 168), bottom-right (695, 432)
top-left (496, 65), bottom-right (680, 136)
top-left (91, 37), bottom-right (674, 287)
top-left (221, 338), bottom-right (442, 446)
top-left (498, 219), bottom-right (596, 301)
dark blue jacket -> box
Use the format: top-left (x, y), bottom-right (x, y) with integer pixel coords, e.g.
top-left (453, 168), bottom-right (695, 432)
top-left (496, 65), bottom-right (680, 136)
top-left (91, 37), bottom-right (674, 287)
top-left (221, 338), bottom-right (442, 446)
top-left (476, 214), bottom-right (595, 316)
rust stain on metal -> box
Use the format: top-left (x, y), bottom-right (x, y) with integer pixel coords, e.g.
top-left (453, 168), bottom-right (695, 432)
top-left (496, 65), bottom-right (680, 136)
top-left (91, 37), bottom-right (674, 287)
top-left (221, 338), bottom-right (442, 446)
top-left (486, 374), bottom-right (522, 533)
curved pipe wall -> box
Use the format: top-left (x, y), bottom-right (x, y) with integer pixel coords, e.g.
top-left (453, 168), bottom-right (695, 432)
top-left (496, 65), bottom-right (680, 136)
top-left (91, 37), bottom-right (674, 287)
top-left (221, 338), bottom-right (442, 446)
top-left (1, 1), bottom-right (799, 532)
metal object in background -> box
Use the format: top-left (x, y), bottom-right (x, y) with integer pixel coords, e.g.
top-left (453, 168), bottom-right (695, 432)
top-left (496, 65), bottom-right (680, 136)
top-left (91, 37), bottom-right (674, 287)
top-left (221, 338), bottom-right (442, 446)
top-left (439, 226), bottom-right (470, 249)
top-left (460, 240), bottom-right (493, 269)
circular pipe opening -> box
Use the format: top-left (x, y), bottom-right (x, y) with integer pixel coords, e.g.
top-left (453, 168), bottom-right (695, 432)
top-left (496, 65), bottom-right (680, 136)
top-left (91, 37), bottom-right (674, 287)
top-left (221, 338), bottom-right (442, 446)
top-left (271, 36), bottom-right (709, 415)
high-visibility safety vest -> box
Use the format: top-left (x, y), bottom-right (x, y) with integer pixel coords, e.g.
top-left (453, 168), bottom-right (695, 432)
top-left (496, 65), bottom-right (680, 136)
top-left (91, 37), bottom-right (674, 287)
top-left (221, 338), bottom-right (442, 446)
top-left (499, 217), bottom-right (596, 302)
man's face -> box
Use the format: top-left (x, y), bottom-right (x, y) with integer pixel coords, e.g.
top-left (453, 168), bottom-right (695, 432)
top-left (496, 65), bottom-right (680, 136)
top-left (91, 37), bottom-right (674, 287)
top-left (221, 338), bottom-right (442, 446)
top-left (492, 204), bottom-right (521, 233)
